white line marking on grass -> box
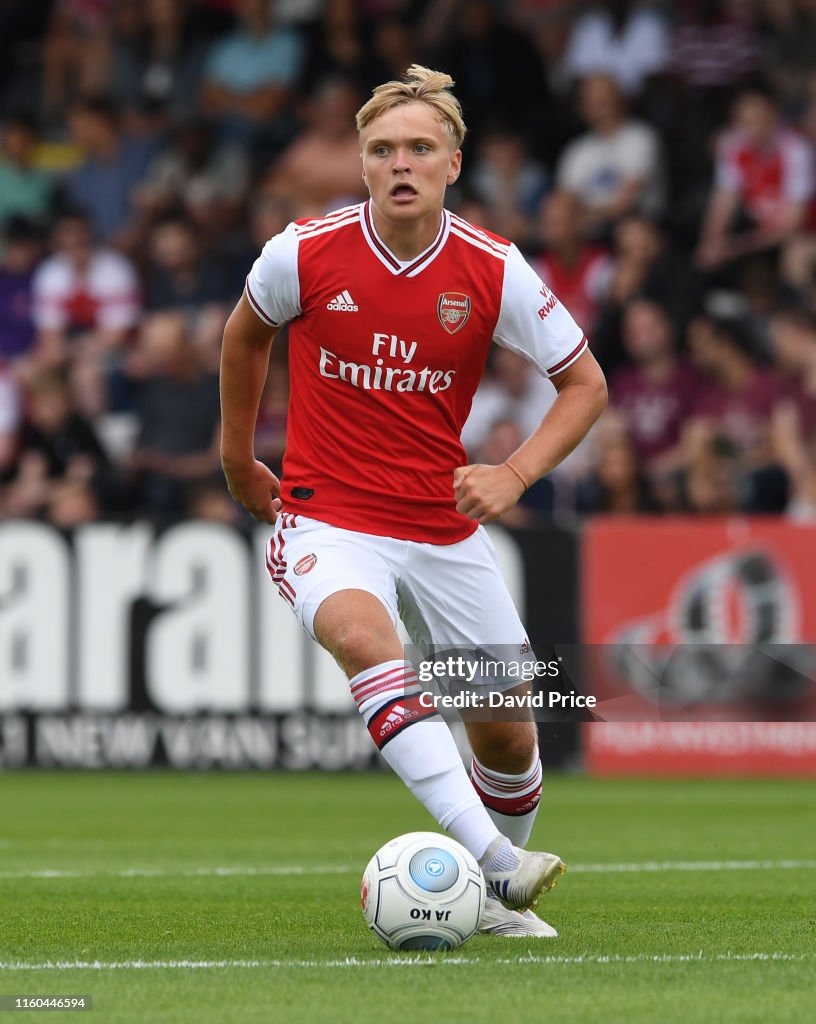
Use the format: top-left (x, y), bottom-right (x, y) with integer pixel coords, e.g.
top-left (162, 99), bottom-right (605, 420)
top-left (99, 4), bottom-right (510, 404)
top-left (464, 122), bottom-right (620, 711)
top-left (570, 859), bottom-right (816, 874)
top-left (2, 859), bottom-right (816, 882)
top-left (0, 865), bottom-right (355, 880)
top-left (0, 952), bottom-right (812, 972)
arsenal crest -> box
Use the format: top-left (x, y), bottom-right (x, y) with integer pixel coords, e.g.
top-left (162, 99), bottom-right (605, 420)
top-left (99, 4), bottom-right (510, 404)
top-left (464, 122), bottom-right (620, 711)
top-left (437, 292), bottom-right (471, 334)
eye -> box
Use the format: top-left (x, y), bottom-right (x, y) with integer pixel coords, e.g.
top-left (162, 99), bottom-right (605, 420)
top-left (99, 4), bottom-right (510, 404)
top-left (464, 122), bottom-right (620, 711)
top-left (415, 144), bottom-right (430, 154)
top-left (373, 145), bottom-right (389, 157)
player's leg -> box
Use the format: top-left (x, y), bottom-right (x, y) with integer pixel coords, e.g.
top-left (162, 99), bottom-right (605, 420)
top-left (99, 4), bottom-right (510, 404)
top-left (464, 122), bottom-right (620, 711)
top-left (268, 515), bottom-right (503, 868)
top-left (465, 715), bottom-right (543, 850)
top-left (312, 588), bottom-right (503, 861)
top-left (402, 529), bottom-right (564, 931)
top-left (401, 528), bottom-right (547, 847)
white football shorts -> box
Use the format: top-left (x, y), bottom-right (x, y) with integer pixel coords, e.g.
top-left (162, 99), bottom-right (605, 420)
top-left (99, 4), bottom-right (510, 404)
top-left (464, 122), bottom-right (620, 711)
top-left (265, 513), bottom-right (531, 671)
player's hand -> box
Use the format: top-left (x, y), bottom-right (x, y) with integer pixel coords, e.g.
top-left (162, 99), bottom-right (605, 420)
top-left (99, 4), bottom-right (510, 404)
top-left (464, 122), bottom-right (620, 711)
top-left (453, 463), bottom-right (526, 523)
top-left (222, 458), bottom-right (282, 523)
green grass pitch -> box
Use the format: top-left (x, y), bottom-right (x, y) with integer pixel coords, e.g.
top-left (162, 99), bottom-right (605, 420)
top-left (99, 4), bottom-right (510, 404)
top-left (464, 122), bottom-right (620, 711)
top-left (0, 771), bottom-right (814, 1023)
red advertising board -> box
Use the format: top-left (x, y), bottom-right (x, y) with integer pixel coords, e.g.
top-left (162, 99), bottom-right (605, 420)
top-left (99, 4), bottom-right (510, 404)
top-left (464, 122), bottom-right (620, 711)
top-left (582, 518), bottom-right (816, 775)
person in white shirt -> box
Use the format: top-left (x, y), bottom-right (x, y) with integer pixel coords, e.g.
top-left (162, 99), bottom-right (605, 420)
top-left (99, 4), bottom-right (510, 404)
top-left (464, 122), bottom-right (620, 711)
top-left (556, 74), bottom-right (664, 236)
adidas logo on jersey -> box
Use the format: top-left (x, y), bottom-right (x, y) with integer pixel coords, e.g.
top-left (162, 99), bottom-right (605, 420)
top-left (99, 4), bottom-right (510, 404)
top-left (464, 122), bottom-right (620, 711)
top-left (327, 290), bottom-right (359, 312)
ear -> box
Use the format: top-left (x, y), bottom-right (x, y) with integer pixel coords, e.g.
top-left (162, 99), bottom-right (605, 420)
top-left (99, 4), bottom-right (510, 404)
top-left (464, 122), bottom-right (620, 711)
top-left (447, 149), bottom-right (462, 186)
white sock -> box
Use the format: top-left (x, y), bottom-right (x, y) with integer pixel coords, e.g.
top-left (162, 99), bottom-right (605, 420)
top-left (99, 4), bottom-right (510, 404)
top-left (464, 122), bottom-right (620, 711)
top-left (351, 660), bottom-right (501, 860)
top-left (470, 748), bottom-right (543, 848)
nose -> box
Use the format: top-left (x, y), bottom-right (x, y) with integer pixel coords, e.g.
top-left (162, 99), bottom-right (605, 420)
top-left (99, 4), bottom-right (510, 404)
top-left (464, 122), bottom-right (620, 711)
top-left (392, 147), bottom-right (412, 173)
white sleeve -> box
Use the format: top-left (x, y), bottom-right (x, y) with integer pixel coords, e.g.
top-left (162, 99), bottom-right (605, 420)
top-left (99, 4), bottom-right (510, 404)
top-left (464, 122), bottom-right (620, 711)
top-left (95, 254), bottom-right (141, 331)
top-left (493, 245), bottom-right (587, 378)
top-left (621, 124), bottom-right (659, 179)
top-left (714, 137), bottom-right (740, 194)
top-left (31, 260), bottom-right (69, 331)
top-left (0, 374), bottom-right (21, 433)
top-left (245, 221), bottom-right (301, 326)
top-left (784, 137), bottom-right (814, 204)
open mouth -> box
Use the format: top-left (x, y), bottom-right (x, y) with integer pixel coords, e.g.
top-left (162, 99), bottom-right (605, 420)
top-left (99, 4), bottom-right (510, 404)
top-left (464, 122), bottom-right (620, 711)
top-left (391, 183), bottom-right (417, 198)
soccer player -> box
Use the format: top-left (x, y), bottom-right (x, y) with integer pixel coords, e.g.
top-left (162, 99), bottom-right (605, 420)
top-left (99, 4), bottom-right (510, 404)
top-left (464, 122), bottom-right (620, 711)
top-left (220, 66), bottom-right (607, 937)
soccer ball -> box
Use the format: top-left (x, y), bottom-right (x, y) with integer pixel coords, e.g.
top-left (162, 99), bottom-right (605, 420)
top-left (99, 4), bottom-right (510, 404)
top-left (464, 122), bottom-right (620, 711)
top-left (360, 831), bottom-right (485, 951)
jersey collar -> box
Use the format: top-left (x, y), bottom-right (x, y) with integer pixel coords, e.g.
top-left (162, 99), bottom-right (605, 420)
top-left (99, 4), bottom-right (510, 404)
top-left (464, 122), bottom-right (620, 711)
top-left (360, 200), bottom-right (451, 277)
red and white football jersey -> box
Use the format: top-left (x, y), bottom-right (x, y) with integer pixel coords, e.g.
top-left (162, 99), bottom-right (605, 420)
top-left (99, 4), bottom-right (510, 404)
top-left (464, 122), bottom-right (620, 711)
top-left (245, 201), bottom-right (586, 544)
top-left (715, 127), bottom-right (814, 231)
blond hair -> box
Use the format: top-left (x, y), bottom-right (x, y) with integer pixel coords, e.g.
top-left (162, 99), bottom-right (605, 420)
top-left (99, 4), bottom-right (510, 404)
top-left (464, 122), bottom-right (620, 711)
top-left (356, 65), bottom-right (466, 149)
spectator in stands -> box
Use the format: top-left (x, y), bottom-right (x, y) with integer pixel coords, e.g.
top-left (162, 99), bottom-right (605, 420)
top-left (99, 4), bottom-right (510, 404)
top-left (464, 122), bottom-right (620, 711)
top-left (475, 417), bottom-right (555, 525)
top-left (610, 299), bottom-right (702, 504)
top-left (555, 74), bottom-right (664, 237)
top-left (3, 371), bottom-right (111, 519)
top-left (225, 191), bottom-right (295, 299)
top-left (665, 0), bottom-right (762, 233)
top-left (30, 209), bottom-right (141, 417)
top-left (695, 88), bottom-right (815, 271)
top-left (560, 0), bottom-right (670, 97)
top-left (108, 0), bottom-right (208, 120)
top-left (770, 308), bottom-right (816, 443)
top-left (611, 215), bottom-right (701, 331)
top-left (135, 117), bottom-right (250, 244)
top-left (686, 312), bottom-right (787, 511)
top-left (144, 214), bottom-right (230, 372)
top-left (779, 226), bottom-right (816, 315)
top-left (127, 311), bottom-right (221, 519)
top-left (670, 0), bottom-right (760, 105)
top-left (63, 95), bottom-right (158, 250)
top-left (593, 214), bottom-right (702, 365)
top-left (758, 0), bottom-right (816, 111)
top-left (200, 0), bottom-right (305, 150)
top-left (0, 112), bottom-right (55, 226)
top-left (532, 190), bottom-right (612, 338)
top-left (41, 0), bottom-right (115, 122)
top-left (680, 433), bottom-right (741, 513)
top-left (299, 2), bottom-right (366, 92)
top-left (187, 481), bottom-right (242, 524)
top-left (428, 0), bottom-right (552, 153)
top-left (0, 217), bottom-right (42, 372)
top-left (364, 16), bottom-right (421, 94)
top-left (769, 309), bottom-right (816, 519)
top-left (461, 346), bottom-right (556, 459)
top-left (575, 434), bottom-right (660, 514)
top-left (468, 128), bottom-right (548, 246)
top-left (45, 478), bottom-right (101, 526)
top-left (263, 77), bottom-right (368, 215)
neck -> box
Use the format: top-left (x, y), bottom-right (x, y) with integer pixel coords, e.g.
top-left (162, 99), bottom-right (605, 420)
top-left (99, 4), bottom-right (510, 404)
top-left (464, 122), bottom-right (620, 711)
top-left (553, 240), bottom-right (581, 265)
top-left (642, 351), bottom-right (675, 382)
top-left (92, 137), bottom-right (118, 161)
top-left (370, 201), bottom-right (442, 261)
top-left (718, 355), bottom-right (752, 391)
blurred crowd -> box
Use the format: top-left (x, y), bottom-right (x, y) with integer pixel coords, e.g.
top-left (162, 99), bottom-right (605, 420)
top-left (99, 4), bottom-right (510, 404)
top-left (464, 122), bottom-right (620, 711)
top-left (3, 0), bottom-right (816, 527)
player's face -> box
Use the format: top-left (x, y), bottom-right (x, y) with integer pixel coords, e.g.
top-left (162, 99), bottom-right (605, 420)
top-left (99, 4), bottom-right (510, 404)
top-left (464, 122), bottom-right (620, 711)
top-left (360, 102), bottom-right (461, 224)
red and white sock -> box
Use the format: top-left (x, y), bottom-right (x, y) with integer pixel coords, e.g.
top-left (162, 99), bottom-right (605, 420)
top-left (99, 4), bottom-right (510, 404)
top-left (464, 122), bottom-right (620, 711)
top-left (470, 749), bottom-right (543, 848)
top-left (351, 660), bottom-right (500, 859)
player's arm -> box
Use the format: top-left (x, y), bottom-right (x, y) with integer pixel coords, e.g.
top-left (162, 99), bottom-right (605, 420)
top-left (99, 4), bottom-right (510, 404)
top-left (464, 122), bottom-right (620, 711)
top-left (454, 349), bottom-right (607, 523)
top-left (220, 293), bottom-right (283, 523)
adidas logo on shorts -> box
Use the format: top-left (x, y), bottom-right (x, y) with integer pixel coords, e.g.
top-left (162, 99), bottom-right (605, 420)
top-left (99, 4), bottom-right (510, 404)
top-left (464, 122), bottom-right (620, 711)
top-left (327, 290), bottom-right (359, 312)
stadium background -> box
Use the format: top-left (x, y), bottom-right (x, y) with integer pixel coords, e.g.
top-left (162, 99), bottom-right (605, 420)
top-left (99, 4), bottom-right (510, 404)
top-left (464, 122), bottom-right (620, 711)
top-left (2, 0), bottom-right (816, 775)
top-left (2, 8), bottom-right (814, 1023)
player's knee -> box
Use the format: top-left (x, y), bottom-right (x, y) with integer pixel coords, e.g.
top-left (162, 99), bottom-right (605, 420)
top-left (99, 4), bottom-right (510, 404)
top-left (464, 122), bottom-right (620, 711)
top-left (477, 722), bottom-right (538, 775)
top-left (325, 620), bottom-right (402, 678)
